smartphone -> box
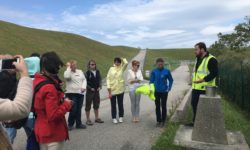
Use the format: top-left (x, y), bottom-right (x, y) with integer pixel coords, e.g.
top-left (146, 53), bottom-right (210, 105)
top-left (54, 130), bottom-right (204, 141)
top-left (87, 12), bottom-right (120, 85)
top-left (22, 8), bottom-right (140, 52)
top-left (0, 58), bottom-right (19, 70)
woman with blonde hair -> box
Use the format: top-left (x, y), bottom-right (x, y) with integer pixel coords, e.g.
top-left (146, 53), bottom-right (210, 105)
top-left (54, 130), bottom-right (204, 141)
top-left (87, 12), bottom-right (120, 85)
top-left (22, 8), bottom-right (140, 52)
top-left (85, 60), bottom-right (104, 125)
top-left (127, 60), bottom-right (143, 122)
top-left (64, 60), bottom-right (87, 130)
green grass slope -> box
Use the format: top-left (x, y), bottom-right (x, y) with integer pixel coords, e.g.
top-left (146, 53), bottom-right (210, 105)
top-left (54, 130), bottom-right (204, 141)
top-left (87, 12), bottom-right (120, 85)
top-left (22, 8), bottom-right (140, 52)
top-left (0, 20), bottom-right (139, 75)
top-left (144, 49), bottom-right (194, 76)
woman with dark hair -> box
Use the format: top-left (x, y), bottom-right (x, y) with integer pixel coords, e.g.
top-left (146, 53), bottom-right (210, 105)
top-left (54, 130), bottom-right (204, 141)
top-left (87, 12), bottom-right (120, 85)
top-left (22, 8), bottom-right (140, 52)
top-left (150, 58), bottom-right (173, 128)
top-left (33, 52), bottom-right (73, 150)
top-left (85, 60), bottom-right (104, 125)
top-left (107, 57), bottom-right (128, 124)
top-left (0, 55), bottom-right (32, 149)
top-left (0, 55), bottom-right (32, 120)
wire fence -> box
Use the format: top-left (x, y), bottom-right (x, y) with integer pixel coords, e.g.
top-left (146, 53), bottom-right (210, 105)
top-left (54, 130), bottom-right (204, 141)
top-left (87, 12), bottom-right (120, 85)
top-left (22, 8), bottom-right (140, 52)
top-left (219, 57), bottom-right (250, 111)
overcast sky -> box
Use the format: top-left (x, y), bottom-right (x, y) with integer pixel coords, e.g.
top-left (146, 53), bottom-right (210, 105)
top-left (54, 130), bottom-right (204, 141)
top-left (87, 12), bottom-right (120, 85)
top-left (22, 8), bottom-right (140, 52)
top-left (0, 0), bottom-right (250, 48)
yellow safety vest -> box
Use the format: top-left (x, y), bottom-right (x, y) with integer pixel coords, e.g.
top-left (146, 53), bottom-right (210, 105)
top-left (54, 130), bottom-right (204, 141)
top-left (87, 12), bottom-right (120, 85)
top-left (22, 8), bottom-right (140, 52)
top-left (192, 54), bottom-right (216, 90)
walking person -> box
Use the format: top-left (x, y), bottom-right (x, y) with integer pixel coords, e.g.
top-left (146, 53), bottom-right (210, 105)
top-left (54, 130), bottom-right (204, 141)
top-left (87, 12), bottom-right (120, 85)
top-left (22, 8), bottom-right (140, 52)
top-left (150, 58), bottom-right (173, 127)
top-left (85, 60), bottom-right (104, 125)
top-left (107, 57), bottom-right (128, 124)
top-left (33, 52), bottom-right (73, 150)
top-left (64, 60), bottom-right (87, 130)
top-left (127, 60), bottom-right (143, 123)
top-left (188, 42), bottom-right (218, 126)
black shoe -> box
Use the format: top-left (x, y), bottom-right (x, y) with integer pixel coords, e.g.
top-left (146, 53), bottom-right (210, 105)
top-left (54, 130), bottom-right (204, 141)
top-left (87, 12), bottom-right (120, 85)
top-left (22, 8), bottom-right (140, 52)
top-left (161, 122), bottom-right (165, 128)
top-left (68, 125), bottom-right (73, 131)
top-left (156, 122), bottom-right (161, 127)
top-left (185, 123), bottom-right (194, 127)
top-left (76, 124), bottom-right (87, 129)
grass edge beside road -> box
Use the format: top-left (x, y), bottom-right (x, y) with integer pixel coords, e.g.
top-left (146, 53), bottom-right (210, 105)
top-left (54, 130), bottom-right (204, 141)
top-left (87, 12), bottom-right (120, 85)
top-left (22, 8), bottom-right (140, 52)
top-left (151, 96), bottom-right (250, 150)
top-left (222, 96), bottom-right (250, 145)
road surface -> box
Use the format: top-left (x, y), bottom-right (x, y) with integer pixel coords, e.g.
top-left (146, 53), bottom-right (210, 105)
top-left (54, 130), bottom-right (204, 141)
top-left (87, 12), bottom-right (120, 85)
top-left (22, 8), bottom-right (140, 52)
top-left (13, 50), bottom-right (191, 150)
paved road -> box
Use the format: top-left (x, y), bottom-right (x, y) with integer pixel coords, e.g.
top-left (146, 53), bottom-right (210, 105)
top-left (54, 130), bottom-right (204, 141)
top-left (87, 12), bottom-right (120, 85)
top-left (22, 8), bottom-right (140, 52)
top-left (13, 50), bottom-right (191, 150)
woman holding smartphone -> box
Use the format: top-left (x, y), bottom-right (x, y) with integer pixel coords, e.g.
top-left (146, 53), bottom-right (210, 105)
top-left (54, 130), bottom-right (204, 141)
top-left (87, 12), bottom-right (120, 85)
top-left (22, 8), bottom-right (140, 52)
top-left (34, 52), bottom-right (73, 150)
top-left (127, 60), bottom-right (143, 123)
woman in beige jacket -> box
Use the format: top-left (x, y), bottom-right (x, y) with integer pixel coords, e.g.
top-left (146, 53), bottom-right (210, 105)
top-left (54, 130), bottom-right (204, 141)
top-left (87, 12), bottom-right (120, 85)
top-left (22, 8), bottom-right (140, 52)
top-left (0, 55), bottom-right (32, 121)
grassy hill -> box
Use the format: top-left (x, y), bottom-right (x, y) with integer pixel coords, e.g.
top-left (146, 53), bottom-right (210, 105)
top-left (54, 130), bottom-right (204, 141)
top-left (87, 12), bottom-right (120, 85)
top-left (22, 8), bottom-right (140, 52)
top-left (0, 20), bottom-right (139, 76)
top-left (143, 49), bottom-right (194, 74)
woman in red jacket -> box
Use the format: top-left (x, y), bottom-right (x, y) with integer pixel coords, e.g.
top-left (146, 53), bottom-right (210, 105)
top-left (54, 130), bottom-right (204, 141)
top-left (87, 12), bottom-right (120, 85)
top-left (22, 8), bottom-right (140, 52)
top-left (33, 52), bottom-right (73, 150)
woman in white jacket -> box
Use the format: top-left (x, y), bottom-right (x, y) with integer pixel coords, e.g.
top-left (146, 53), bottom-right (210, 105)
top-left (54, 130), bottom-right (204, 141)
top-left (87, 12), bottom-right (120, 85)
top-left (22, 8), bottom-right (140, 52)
top-left (64, 60), bottom-right (87, 130)
top-left (127, 60), bottom-right (143, 123)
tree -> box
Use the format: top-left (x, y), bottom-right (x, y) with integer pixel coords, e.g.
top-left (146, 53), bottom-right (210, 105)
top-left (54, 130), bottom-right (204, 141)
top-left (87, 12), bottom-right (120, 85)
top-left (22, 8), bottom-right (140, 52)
top-left (210, 16), bottom-right (250, 52)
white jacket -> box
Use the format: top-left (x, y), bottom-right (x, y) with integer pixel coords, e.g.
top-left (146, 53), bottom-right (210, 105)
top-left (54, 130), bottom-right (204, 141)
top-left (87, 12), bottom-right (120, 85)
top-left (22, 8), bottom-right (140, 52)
top-left (64, 68), bottom-right (87, 94)
top-left (127, 69), bottom-right (143, 91)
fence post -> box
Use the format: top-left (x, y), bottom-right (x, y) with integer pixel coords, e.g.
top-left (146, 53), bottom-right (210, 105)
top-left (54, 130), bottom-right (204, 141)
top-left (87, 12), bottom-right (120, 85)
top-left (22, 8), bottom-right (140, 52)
top-left (241, 61), bottom-right (244, 109)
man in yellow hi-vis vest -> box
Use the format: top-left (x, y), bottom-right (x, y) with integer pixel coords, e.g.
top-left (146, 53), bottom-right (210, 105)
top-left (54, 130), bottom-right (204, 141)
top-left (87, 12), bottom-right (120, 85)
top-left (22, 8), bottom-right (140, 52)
top-left (188, 42), bottom-right (218, 126)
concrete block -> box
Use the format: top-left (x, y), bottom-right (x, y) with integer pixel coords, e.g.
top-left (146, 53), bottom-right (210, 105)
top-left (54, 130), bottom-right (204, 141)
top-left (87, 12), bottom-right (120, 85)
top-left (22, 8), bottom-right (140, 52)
top-left (171, 88), bottom-right (192, 123)
top-left (174, 125), bottom-right (249, 150)
top-left (192, 95), bottom-right (228, 145)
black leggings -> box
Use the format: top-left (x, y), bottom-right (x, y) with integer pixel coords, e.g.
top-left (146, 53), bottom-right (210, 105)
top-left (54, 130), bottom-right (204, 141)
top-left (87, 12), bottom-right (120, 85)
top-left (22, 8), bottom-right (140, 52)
top-left (110, 93), bottom-right (124, 119)
top-left (155, 92), bottom-right (168, 123)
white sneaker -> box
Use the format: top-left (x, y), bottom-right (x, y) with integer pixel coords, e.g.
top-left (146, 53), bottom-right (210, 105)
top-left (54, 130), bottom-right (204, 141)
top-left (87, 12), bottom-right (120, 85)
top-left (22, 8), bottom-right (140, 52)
top-left (113, 119), bottom-right (118, 124)
top-left (119, 117), bottom-right (123, 123)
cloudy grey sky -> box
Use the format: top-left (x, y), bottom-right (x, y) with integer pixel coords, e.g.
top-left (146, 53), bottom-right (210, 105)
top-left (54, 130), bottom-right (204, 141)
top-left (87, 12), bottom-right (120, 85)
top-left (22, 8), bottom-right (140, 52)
top-left (0, 0), bottom-right (250, 48)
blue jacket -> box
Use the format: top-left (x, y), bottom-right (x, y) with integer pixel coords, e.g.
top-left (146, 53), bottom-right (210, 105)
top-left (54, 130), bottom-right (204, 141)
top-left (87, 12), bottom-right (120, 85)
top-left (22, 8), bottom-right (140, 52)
top-left (150, 68), bottom-right (173, 93)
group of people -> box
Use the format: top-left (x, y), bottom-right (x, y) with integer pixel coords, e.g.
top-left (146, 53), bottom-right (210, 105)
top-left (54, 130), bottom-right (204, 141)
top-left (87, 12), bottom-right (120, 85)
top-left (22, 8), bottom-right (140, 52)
top-left (0, 42), bottom-right (217, 150)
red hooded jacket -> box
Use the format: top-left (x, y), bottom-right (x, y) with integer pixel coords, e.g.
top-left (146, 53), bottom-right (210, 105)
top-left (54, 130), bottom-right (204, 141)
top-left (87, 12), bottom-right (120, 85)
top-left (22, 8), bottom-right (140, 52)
top-left (33, 73), bottom-right (72, 144)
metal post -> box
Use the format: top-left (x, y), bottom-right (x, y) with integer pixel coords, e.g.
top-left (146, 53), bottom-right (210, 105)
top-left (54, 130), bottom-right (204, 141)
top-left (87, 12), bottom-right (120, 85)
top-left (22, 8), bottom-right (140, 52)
top-left (241, 61), bottom-right (244, 109)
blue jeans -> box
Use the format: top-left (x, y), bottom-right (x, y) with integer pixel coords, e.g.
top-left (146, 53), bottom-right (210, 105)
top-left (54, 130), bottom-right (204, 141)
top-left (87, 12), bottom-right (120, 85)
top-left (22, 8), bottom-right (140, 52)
top-left (24, 117), bottom-right (35, 136)
top-left (5, 127), bottom-right (16, 144)
top-left (66, 93), bottom-right (84, 127)
top-left (4, 116), bottom-right (35, 144)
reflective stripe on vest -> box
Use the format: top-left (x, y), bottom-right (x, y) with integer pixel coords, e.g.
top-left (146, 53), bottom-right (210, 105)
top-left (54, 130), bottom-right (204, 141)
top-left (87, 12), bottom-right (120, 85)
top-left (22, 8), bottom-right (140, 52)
top-left (192, 54), bottom-right (216, 90)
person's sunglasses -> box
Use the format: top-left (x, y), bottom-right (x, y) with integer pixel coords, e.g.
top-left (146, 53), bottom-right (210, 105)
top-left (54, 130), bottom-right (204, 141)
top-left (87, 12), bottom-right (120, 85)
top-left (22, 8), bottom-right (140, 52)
top-left (135, 65), bottom-right (140, 67)
top-left (90, 64), bottom-right (96, 66)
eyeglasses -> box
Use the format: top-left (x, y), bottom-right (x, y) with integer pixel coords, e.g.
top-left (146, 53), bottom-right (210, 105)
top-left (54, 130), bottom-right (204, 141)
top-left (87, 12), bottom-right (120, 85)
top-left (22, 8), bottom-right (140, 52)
top-left (90, 64), bottom-right (96, 66)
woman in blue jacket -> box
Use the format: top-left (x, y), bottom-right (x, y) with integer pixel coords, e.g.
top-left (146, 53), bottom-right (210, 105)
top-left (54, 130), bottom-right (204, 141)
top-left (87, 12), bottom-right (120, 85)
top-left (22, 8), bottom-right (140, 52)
top-left (150, 58), bottom-right (173, 128)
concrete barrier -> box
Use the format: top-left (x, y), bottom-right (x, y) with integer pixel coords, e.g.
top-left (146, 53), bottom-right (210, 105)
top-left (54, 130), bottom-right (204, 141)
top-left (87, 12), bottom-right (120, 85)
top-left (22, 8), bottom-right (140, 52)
top-left (192, 95), bottom-right (228, 145)
top-left (174, 95), bottom-right (249, 150)
top-left (171, 88), bottom-right (192, 123)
